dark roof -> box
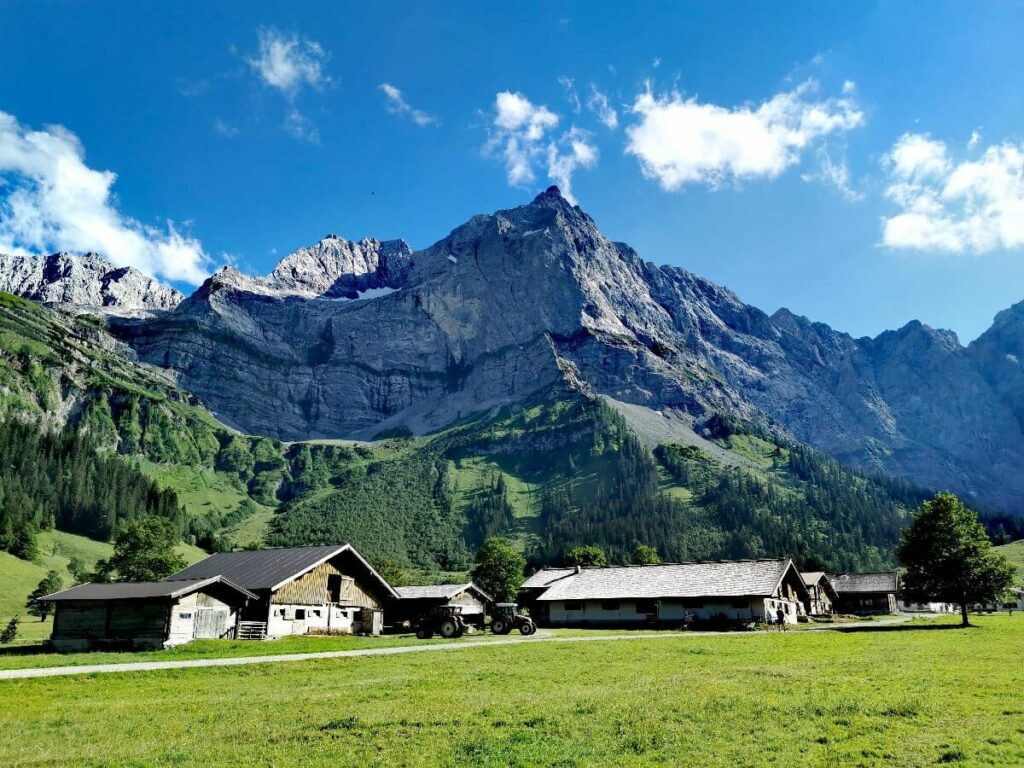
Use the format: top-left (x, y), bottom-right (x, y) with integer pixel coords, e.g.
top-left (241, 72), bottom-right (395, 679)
top-left (164, 544), bottom-right (399, 597)
top-left (395, 583), bottom-right (493, 602)
top-left (42, 576), bottom-right (255, 603)
top-left (536, 559), bottom-right (806, 602)
top-left (828, 571), bottom-right (899, 594)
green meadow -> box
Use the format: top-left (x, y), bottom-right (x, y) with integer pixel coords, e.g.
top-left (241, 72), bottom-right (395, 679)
top-left (1, 615), bottom-right (1022, 767)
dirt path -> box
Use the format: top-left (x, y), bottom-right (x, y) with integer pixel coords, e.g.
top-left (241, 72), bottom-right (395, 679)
top-left (0, 615), bottom-right (916, 681)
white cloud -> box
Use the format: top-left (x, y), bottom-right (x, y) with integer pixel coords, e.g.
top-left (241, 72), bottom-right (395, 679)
top-left (558, 76), bottom-right (581, 113)
top-left (213, 118), bottom-right (239, 138)
top-left (490, 91), bottom-right (559, 185)
top-left (881, 132), bottom-right (1024, 254)
top-left (248, 28), bottom-right (329, 96)
top-left (0, 112), bottom-right (209, 284)
top-left (379, 83), bottom-right (438, 126)
top-left (587, 86), bottom-right (618, 129)
top-left (487, 91), bottom-right (596, 203)
top-left (282, 109), bottom-right (320, 144)
top-left (625, 79), bottom-right (864, 191)
top-left (546, 129), bottom-right (598, 204)
top-left (801, 149), bottom-right (862, 201)
top-left (968, 129), bottom-right (982, 149)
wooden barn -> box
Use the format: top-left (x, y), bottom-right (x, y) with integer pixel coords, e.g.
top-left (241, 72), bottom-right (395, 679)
top-left (41, 576), bottom-right (255, 651)
top-left (524, 559), bottom-right (809, 627)
top-left (165, 544), bottom-right (399, 639)
top-left (392, 583), bottom-right (492, 627)
top-left (801, 571), bottom-right (839, 616)
top-left (828, 571), bottom-right (900, 614)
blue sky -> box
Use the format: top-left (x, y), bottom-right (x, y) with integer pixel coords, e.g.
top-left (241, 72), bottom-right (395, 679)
top-left (2, 2), bottom-right (1023, 341)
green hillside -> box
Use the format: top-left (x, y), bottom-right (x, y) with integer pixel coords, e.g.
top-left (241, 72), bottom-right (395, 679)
top-left (995, 539), bottom-right (1024, 582)
top-left (0, 291), bottom-right (962, 577)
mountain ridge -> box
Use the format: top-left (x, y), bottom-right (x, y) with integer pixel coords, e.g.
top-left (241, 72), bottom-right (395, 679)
top-left (3, 187), bottom-right (1024, 513)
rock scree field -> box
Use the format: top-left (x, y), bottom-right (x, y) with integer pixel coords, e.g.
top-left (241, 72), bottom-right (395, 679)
top-left (1, 615), bottom-right (1021, 767)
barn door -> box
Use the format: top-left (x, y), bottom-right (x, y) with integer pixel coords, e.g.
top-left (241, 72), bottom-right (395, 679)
top-left (194, 608), bottom-right (228, 639)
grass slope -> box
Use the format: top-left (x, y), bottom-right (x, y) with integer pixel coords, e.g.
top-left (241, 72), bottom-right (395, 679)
top-left (995, 539), bottom-right (1024, 582)
top-left (1, 616), bottom-right (1022, 766)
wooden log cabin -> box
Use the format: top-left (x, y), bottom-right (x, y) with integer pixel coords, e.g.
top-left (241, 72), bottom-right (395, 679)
top-left (41, 576), bottom-right (256, 651)
top-left (165, 544), bottom-right (399, 639)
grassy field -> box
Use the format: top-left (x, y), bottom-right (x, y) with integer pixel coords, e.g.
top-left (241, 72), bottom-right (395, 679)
top-left (995, 540), bottom-right (1024, 581)
top-left (1, 615), bottom-right (1021, 766)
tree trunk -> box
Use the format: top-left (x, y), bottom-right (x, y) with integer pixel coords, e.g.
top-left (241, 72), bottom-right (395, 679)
top-left (960, 603), bottom-right (971, 627)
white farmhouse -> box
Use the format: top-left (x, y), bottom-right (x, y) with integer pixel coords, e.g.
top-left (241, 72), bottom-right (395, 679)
top-left (524, 559), bottom-right (809, 627)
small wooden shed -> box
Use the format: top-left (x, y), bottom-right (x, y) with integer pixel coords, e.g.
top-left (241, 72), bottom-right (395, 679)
top-left (42, 576), bottom-right (255, 651)
top-left (392, 583), bottom-right (492, 627)
top-left (828, 571), bottom-right (900, 614)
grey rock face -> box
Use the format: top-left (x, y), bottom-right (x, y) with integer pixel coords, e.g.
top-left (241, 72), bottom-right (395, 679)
top-left (106, 187), bottom-right (1024, 512)
top-left (266, 236), bottom-right (414, 298)
top-left (0, 252), bottom-right (183, 310)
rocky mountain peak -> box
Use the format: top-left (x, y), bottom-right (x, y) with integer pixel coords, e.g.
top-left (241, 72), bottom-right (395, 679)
top-left (265, 235), bottom-right (413, 298)
top-left (0, 251), bottom-right (183, 311)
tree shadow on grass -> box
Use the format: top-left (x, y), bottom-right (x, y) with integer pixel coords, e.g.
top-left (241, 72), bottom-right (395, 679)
top-left (832, 622), bottom-right (970, 634)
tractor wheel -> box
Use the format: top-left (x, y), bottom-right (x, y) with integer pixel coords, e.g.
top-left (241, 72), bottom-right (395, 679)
top-left (519, 621), bottom-right (536, 636)
top-left (416, 628), bottom-right (433, 640)
top-left (439, 619), bottom-right (459, 638)
top-left (491, 619), bottom-right (509, 635)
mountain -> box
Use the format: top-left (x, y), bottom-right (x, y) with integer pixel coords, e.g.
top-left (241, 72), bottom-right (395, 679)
top-left (93, 187), bottom-right (1024, 514)
top-left (0, 288), bottom-right (930, 574)
top-left (0, 251), bottom-right (182, 311)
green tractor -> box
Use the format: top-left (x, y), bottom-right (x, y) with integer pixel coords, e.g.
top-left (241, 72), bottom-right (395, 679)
top-left (414, 605), bottom-right (468, 639)
top-left (490, 603), bottom-right (536, 636)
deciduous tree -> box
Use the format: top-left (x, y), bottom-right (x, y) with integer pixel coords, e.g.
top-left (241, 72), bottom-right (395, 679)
top-left (897, 492), bottom-right (1015, 627)
top-left (471, 537), bottom-right (526, 603)
top-left (26, 570), bottom-right (62, 621)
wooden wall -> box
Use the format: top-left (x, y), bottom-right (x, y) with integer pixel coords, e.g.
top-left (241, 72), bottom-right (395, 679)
top-left (271, 558), bottom-right (380, 608)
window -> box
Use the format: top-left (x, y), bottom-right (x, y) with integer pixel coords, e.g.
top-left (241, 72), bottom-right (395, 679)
top-left (327, 574), bottom-right (343, 603)
top-left (563, 601), bottom-right (583, 611)
top-left (600, 600), bottom-right (620, 611)
top-left (635, 600), bottom-right (657, 615)
top-left (295, 609), bottom-right (306, 620)
top-left (312, 609), bottom-right (321, 618)
top-left (178, 612), bottom-right (193, 620)
top-left (682, 598), bottom-right (704, 609)
top-left (731, 599), bottom-right (748, 609)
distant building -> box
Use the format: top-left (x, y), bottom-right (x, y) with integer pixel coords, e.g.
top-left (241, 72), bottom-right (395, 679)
top-left (521, 559), bottom-right (809, 627)
top-left (898, 599), bottom-right (957, 614)
top-left (828, 571), bottom-right (899, 614)
top-left (165, 544), bottom-right (399, 638)
top-left (42, 576), bottom-right (255, 651)
top-left (392, 583), bottom-right (492, 627)
top-left (801, 571), bottom-right (838, 616)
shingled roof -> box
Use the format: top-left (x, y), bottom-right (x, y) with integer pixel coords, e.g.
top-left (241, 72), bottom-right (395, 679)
top-left (164, 544), bottom-right (399, 597)
top-left (828, 571), bottom-right (899, 594)
top-left (535, 559), bottom-right (804, 602)
top-left (42, 576), bottom-right (255, 603)
top-left (521, 568), bottom-right (577, 590)
top-left (395, 583), bottom-right (492, 602)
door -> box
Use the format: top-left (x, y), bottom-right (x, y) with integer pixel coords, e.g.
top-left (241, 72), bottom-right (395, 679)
top-left (194, 608), bottom-right (229, 639)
